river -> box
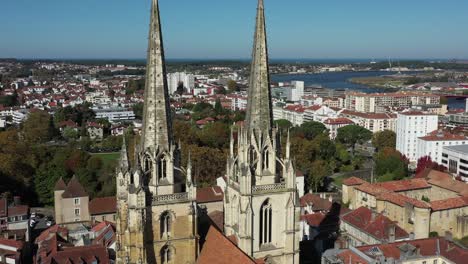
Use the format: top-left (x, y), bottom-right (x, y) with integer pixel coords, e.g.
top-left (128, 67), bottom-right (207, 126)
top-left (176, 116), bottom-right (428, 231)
top-left (271, 71), bottom-right (466, 110)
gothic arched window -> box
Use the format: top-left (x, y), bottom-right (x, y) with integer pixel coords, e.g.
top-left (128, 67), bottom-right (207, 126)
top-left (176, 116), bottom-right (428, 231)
top-left (259, 199), bottom-right (272, 246)
top-left (160, 211), bottom-right (172, 238)
top-left (160, 245), bottom-right (172, 264)
top-left (158, 156), bottom-right (167, 180)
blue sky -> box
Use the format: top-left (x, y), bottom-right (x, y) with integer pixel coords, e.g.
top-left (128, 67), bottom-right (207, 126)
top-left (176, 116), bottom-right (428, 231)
top-left (1, 0), bottom-right (467, 59)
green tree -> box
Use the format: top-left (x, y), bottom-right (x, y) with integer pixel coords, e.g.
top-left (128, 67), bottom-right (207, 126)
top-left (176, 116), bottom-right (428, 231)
top-left (297, 121), bottom-right (327, 140)
top-left (22, 110), bottom-right (57, 144)
top-left (132, 103), bottom-right (144, 119)
top-left (62, 127), bottom-right (79, 141)
top-left (214, 99), bottom-right (224, 115)
top-left (372, 130), bottom-right (396, 151)
top-left (227, 79), bottom-right (238, 92)
top-left (374, 147), bottom-right (408, 181)
top-left (336, 125), bottom-right (372, 153)
top-left (274, 119), bottom-right (293, 132)
top-left (198, 122), bottom-right (229, 149)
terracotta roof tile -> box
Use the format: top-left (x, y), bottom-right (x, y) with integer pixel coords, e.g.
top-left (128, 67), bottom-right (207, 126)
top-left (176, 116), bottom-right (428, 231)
top-left (299, 193), bottom-right (332, 210)
top-left (341, 207), bottom-right (409, 241)
top-left (430, 197), bottom-right (468, 211)
top-left (374, 178), bottom-right (431, 192)
top-left (342, 177), bottom-right (367, 186)
top-left (197, 226), bottom-right (257, 264)
top-left (89, 196), bottom-right (116, 215)
top-left (7, 205), bottom-right (29, 217)
top-left (54, 177), bottom-right (67, 191)
top-left (377, 192), bottom-right (430, 209)
top-left (419, 130), bottom-right (467, 141)
top-left (62, 176), bottom-right (88, 198)
top-left (0, 198), bottom-right (6, 218)
top-left (425, 170), bottom-right (468, 196)
top-left (301, 213), bottom-right (326, 226)
top-left (197, 186), bottom-right (224, 203)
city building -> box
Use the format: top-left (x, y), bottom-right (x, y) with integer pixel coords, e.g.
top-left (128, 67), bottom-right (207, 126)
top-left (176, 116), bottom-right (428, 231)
top-left (322, 236), bottom-right (467, 264)
top-left (340, 206), bottom-right (409, 247)
top-left (340, 110), bottom-right (397, 133)
top-left (396, 111), bottom-right (438, 162)
top-left (54, 177), bottom-right (90, 224)
top-left (342, 170), bottom-right (468, 240)
top-left (94, 108), bottom-right (136, 123)
top-left (221, 1), bottom-right (301, 263)
top-left (345, 92), bottom-right (440, 113)
top-left (442, 144), bottom-right (468, 182)
top-left (0, 238), bottom-right (24, 264)
top-left (323, 117), bottom-right (354, 139)
top-left (115, 1), bottom-right (198, 263)
top-left (416, 130), bottom-right (468, 164)
top-left (167, 72), bottom-right (195, 94)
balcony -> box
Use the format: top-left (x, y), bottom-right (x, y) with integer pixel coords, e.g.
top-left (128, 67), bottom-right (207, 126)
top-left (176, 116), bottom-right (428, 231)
top-left (152, 192), bottom-right (189, 205)
top-left (252, 183), bottom-right (287, 194)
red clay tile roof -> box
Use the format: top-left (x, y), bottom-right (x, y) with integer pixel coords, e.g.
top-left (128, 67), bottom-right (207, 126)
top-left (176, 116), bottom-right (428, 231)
top-left (0, 238), bottom-right (24, 249)
top-left (430, 197), bottom-right (468, 211)
top-left (300, 193), bottom-right (332, 211)
top-left (377, 192), bottom-right (430, 209)
top-left (54, 177), bottom-right (67, 191)
top-left (324, 117), bottom-right (354, 125)
top-left (35, 225), bottom-right (69, 244)
top-left (341, 207), bottom-right (409, 241)
top-left (42, 244), bottom-right (110, 264)
top-left (342, 177), bottom-right (367, 186)
top-left (0, 198), bottom-right (6, 218)
top-left (89, 196), bottom-right (117, 215)
top-left (7, 205), bottom-right (29, 217)
top-left (197, 186), bottom-right (224, 203)
top-left (374, 178), bottom-right (431, 192)
top-left (337, 249), bottom-right (370, 264)
top-left (197, 226), bottom-right (257, 264)
top-left (419, 130), bottom-right (467, 141)
top-left (62, 176), bottom-right (88, 198)
top-left (357, 237), bottom-right (468, 264)
top-left (425, 170), bottom-right (468, 197)
top-left (208, 210), bottom-right (224, 231)
top-left (301, 213), bottom-right (326, 226)
top-left (355, 183), bottom-right (391, 196)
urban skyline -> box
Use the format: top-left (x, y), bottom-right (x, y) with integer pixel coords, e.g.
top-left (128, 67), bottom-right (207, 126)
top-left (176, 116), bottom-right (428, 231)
top-left (1, 0), bottom-right (468, 59)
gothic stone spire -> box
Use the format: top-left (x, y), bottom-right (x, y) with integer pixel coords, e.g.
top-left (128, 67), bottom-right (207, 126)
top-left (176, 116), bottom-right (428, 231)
top-left (141, 0), bottom-right (172, 152)
top-left (245, 0), bottom-right (273, 133)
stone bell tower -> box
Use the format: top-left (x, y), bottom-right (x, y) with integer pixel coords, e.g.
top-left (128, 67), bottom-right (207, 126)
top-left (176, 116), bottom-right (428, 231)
top-left (115, 0), bottom-right (197, 263)
top-left (223, 1), bottom-right (301, 263)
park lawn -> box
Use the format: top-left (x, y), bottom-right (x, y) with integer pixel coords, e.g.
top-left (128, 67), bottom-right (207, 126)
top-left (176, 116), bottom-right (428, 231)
top-left (91, 152), bottom-right (120, 166)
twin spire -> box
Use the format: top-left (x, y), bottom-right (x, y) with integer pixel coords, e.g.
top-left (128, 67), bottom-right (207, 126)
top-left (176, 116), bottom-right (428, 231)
top-left (246, 0), bottom-right (273, 133)
top-left (139, 0), bottom-right (273, 152)
top-left (140, 0), bottom-right (173, 152)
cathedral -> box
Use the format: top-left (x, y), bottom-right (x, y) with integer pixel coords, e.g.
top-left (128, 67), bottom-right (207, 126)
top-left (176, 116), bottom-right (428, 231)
top-left (115, 0), bottom-right (300, 263)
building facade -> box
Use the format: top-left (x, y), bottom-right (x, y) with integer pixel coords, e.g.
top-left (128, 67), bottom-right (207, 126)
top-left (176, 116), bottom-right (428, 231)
top-left (115, 1), bottom-right (198, 263)
top-left (223, 1), bottom-right (301, 263)
top-left (442, 144), bottom-right (468, 182)
top-left (396, 111), bottom-right (438, 162)
top-left (415, 130), bottom-right (467, 164)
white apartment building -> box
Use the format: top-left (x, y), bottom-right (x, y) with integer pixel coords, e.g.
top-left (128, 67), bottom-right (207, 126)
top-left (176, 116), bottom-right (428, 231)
top-left (416, 130), bottom-right (468, 164)
top-left (273, 105), bottom-right (305, 126)
top-left (345, 92), bottom-right (440, 113)
top-left (340, 110), bottom-right (397, 133)
top-left (396, 111), bottom-right (438, 162)
top-left (287, 81), bottom-right (304, 101)
top-left (94, 108), bottom-right (136, 123)
top-left (442, 144), bottom-right (468, 182)
top-left (167, 72), bottom-right (195, 94)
